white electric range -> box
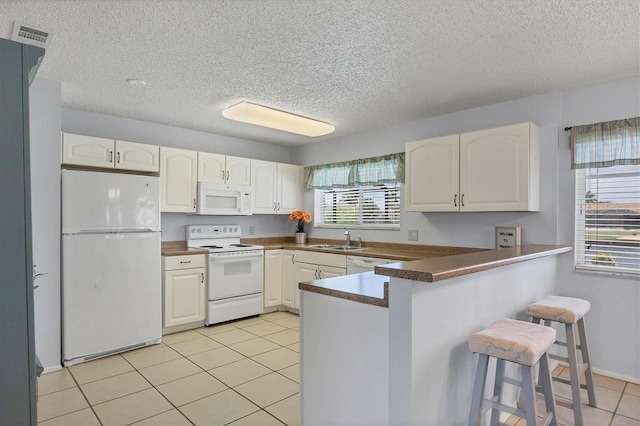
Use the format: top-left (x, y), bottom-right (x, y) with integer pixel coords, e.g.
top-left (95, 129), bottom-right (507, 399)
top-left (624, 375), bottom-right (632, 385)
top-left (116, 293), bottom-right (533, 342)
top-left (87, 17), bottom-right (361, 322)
top-left (186, 225), bottom-right (264, 325)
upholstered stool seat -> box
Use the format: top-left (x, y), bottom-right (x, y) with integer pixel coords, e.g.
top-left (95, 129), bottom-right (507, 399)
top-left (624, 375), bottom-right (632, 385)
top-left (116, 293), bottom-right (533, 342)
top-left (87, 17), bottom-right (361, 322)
top-left (526, 295), bottom-right (597, 425)
top-left (468, 319), bottom-right (557, 426)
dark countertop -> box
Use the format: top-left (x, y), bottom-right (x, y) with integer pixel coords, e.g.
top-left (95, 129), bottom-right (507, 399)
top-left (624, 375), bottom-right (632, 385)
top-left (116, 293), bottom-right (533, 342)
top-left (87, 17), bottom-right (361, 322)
top-left (299, 244), bottom-right (572, 307)
top-left (375, 244), bottom-right (572, 282)
top-left (299, 271), bottom-right (389, 308)
top-left (161, 241), bottom-right (208, 256)
top-left (241, 236), bottom-right (485, 261)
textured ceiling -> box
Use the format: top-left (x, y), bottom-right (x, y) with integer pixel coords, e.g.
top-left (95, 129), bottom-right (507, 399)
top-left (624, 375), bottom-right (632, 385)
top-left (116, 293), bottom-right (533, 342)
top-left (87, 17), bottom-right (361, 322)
top-left (1, 0), bottom-right (639, 146)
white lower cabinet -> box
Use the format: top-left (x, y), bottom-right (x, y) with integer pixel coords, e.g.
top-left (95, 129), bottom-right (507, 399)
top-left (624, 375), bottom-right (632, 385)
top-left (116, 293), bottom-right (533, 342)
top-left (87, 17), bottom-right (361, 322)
top-left (281, 250), bottom-right (296, 308)
top-left (264, 250), bottom-right (283, 308)
top-left (162, 254), bottom-right (206, 329)
top-left (293, 251), bottom-right (346, 310)
top-left (264, 249), bottom-right (345, 311)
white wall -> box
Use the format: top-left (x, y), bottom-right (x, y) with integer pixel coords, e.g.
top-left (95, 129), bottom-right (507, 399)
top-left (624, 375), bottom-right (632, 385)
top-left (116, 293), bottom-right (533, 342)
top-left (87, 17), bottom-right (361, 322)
top-left (29, 78), bottom-right (62, 370)
top-left (293, 76), bottom-right (640, 381)
top-left (61, 109), bottom-right (295, 240)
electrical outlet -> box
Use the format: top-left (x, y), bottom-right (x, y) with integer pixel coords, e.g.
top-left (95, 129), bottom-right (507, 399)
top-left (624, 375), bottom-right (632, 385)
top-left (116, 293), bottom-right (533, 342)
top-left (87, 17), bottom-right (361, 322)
top-left (249, 226), bottom-right (255, 235)
top-left (408, 229), bottom-right (418, 241)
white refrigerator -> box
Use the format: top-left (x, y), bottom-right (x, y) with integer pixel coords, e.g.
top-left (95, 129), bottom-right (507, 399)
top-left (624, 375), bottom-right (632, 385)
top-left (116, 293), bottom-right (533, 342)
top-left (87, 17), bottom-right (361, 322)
top-left (62, 170), bottom-right (162, 366)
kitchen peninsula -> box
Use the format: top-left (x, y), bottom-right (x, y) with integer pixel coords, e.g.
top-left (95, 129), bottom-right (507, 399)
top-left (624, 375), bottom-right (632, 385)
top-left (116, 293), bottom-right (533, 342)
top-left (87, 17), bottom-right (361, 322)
top-left (299, 244), bottom-right (571, 425)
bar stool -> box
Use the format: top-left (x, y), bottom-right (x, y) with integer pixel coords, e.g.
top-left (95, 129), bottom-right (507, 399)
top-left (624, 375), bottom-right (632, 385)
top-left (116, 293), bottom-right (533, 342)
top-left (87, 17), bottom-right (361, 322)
top-left (468, 318), bottom-right (557, 426)
top-left (526, 295), bottom-right (597, 425)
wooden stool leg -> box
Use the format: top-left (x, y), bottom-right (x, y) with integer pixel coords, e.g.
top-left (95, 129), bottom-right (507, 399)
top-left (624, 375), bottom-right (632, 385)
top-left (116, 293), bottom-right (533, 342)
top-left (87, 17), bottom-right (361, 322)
top-left (578, 317), bottom-right (597, 408)
top-left (469, 354), bottom-right (489, 426)
top-left (565, 322), bottom-right (584, 425)
top-left (490, 359), bottom-right (506, 425)
top-left (521, 365), bottom-right (538, 426)
top-left (539, 352), bottom-right (558, 426)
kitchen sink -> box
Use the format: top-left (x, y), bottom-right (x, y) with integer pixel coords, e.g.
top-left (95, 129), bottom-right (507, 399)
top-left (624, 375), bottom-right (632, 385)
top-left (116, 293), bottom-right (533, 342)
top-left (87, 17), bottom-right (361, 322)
top-left (306, 244), bottom-right (367, 251)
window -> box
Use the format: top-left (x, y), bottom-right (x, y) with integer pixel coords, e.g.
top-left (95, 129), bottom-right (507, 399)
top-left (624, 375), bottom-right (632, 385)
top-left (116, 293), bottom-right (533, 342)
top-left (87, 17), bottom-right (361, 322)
top-left (314, 184), bottom-right (400, 229)
top-left (575, 164), bottom-right (640, 274)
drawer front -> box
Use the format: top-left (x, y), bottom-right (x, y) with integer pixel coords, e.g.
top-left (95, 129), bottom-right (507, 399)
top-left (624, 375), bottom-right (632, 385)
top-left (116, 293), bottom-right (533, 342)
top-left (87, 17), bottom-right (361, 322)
top-left (294, 251), bottom-right (346, 268)
top-left (164, 254), bottom-right (205, 270)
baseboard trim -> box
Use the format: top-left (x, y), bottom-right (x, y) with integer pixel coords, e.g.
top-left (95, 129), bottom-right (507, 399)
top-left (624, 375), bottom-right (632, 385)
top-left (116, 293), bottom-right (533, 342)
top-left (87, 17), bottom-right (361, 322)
top-left (41, 365), bottom-right (63, 375)
top-left (555, 361), bottom-right (639, 385)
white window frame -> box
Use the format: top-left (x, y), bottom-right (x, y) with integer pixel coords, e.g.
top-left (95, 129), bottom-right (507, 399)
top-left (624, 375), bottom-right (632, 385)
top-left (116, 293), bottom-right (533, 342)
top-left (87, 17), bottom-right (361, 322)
top-left (314, 184), bottom-right (401, 230)
top-left (574, 164), bottom-right (640, 276)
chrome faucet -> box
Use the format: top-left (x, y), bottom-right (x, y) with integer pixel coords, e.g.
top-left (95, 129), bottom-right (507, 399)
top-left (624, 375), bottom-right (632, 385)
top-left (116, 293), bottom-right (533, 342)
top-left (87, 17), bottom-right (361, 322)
top-left (357, 236), bottom-right (363, 248)
top-left (343, 227), bottom-right (351, 247)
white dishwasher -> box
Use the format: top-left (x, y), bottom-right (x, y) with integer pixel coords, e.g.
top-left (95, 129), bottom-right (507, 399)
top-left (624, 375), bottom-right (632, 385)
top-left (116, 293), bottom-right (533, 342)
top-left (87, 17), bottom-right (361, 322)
top-left (346, 255), bottom-right (395, 274)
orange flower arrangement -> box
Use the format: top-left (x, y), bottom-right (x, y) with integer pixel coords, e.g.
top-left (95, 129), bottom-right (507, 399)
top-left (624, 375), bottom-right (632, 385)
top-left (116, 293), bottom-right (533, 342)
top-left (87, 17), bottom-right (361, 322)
top-left (289, 210), bottom-right (312, 233)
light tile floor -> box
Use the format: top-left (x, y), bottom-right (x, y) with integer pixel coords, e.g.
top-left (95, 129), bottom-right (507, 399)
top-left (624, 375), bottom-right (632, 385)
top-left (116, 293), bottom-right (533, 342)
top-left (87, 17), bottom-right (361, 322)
top-left (37, 310), bottom-right (640, 425)
top-left (37, 311), bottom-right (301, 425)
top-left (508, 366), bottom-right (640, 426)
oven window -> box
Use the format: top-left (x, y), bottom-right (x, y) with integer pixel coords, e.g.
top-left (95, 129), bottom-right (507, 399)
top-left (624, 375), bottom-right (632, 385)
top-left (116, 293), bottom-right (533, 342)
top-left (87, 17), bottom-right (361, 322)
top-left (224, 260), bottom-right (252, 276)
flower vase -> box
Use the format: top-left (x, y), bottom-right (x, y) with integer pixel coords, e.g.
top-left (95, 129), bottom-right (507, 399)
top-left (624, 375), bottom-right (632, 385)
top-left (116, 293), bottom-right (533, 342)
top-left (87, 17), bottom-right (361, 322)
top-left (295, 232), bottom-right (307, 244)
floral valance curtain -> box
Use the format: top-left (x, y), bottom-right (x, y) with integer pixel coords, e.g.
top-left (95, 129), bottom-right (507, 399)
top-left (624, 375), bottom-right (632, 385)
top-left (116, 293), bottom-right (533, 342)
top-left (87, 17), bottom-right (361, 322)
top-left (303, 152), bottom-right (405, 189)
top-left (571, 117), bottom-right (640, 169)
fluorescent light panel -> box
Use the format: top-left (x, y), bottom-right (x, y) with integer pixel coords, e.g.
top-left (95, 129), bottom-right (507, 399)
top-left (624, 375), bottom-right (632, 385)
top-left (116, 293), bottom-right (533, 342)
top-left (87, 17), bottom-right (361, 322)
top-left (222, 101), bottom-right (334, 137)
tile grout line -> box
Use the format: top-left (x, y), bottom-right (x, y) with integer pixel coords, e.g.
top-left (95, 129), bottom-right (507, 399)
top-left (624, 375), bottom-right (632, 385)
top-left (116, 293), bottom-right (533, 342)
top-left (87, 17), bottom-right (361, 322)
top-left (38, 312), bottom-right (301, 425)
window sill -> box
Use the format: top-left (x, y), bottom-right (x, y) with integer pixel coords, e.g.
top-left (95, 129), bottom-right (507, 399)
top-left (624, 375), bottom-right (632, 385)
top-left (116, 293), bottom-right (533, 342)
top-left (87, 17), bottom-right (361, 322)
top-left (574, 265), bottom-right (639, 278)
top-left (315, 225), bottom-right (400, 231)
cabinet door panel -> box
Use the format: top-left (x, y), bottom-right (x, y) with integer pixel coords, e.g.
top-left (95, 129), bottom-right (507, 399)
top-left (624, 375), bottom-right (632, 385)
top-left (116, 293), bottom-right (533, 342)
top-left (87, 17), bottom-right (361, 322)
top-left (62, 133), bottom-right (114, 168)
top-left (164, 268), bottom-right (205, 327)
top-left (405, 135), bottom-right (459, 212)
top-left (251, 160), bottom-right (277, 214)
top-left (460, 122), bottom-right (533, 211)
top-left (264, 250), bottom-right (283, 308)
top-left (293, 262), bottom-right (317, 309)
top-left (318, 265), bottom-right (346, 280)
top-left (226, 156), bottom-right (251, 186)
top-left (115, 140), bottom-right (159, 172)
top-left (198, 152), bottom-right (225, 183)
top-left (277, 163), bottom-right (303, 214)
top-left (282, 251), bottom-right (296, 308)
top-left (160, 147), bottom-right (197, 212)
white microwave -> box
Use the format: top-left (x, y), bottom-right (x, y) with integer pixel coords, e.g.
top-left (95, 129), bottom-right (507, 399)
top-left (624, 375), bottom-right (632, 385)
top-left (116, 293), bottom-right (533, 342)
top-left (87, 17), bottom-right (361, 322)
top-left (197, 182), bottom-right (252, 215)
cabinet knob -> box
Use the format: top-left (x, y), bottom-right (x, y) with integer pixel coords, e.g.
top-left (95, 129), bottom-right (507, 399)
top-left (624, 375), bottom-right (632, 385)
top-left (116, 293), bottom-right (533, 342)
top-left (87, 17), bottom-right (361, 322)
top-left (226, 170), bottom-right (230, 181)
top-left (180, 260), bottom-right (191, 264)
top-left (454, 194), bottom-right (457, 207)
top-left (201, 272), bottom-right (204, 283)
top-left (109, 150), bottom-right (114, 163)
top-left (461, 194), bottom-right (465, 207)
top-left (117, 152), bottom-right (121, 163)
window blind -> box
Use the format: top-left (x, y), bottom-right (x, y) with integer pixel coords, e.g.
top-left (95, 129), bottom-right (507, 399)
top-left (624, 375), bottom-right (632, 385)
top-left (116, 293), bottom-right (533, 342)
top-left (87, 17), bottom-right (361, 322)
top-left (575, 164), bottom-right (640, 274)
top-left (314, 185), bottom-right (400, 228)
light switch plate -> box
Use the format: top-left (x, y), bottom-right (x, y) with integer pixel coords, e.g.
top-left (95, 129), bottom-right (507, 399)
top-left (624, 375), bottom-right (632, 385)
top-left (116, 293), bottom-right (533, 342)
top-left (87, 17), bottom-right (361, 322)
top-left (408, 229), bottom-right (418, 241)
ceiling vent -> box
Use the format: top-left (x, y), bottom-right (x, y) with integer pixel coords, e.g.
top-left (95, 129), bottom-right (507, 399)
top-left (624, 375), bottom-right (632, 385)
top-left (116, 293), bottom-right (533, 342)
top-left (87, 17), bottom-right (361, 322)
top-left (10, 21), bottom-right (52, 49)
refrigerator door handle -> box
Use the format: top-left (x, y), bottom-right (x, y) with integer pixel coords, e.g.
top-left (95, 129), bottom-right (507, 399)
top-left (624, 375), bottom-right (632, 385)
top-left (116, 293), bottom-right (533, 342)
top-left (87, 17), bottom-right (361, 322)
top-left (68, 228), bottom-right (158, 234)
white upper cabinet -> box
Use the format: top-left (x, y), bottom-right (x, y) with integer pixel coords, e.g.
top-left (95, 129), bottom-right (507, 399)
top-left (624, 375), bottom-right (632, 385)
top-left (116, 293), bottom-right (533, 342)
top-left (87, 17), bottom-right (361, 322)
top-left (405, 122), bottom-right (540, 212)
top-left (62, 133), bottom-right (159, 172)
top-left (459, 122), bottom-right (540, 211)
top-left (277, 163), bottom-right (304, 213)
top-left (160, 147), bottom-right (198, 213)
top-left (251, 160), bottom-right (303, 214)
top-left (405, 134), bottom-right (460, 212)
top-left (198, 152), bottom-right (251, 186)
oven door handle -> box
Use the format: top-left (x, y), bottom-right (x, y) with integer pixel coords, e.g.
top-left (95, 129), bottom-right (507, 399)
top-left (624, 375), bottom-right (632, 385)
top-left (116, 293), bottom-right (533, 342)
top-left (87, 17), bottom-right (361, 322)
top-left (209, 252), bottom-right (264, 260)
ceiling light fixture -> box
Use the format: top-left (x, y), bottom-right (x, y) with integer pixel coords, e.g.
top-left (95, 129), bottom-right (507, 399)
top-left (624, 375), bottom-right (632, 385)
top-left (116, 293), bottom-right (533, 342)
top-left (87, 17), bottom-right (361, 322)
top-left (222, 101), bottom-right (334, 137)
top-left (126, 78), bottom-right (146, 87)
